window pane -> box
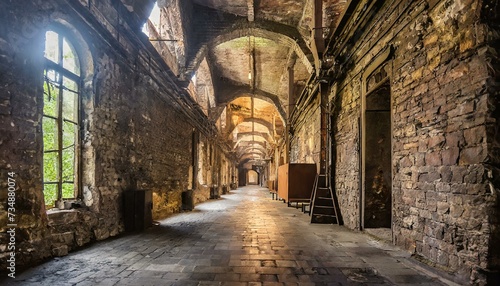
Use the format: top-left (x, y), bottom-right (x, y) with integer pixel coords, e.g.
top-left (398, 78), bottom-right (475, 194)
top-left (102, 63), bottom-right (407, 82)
top-left (44, 31), bottom-right (59, 63)
top-left (42, 117), bottom-right (58, 151)
top-left (62, 37), bottom-right (80, 76)
top-left (43, 80), bottom-right (59, 117)
top-left (63, 76), bottom-right (78, 92)
top-left (63, 88), bottom-right (78, 122)
top-left (43, 152), bottom-right (58, 183)
top-left (62, 183), bottom-right (75, 199)
top-left (62, 148), bottom-right (75, 182)
top-left (44, 184), bottom-right (58, 207)
top-left (45, 69), bottom-right (59, 83)
top-left (63, 121), bottom-right (77, 148)
top-left (43, 31), bottom-right (82, 205)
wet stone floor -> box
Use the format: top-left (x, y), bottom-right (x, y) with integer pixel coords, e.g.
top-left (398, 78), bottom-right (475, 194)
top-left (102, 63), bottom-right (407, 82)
top-left (4, 186), bottom-right (450, 286)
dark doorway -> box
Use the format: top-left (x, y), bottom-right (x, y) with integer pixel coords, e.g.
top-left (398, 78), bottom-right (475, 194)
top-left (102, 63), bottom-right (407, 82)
top-left (238, 168), bottom-right (247, 186)
top-left (363, 81), bottom-right (392, 228)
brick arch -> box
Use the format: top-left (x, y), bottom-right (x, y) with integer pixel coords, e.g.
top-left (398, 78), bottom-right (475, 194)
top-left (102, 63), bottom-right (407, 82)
top-left (184, 19), bottom-right (313, 81)
top-left (238, 149), bottom-right (266, 159)
top-left (228, 118), bottom-right (274, 137)
top-left (239, 152), bottom-right (266, 164)
top-left (237, 145), bottom-right (267, 153)
top-left (211, 27), bottom-right (312, 72)
top-left (233, 134), bottom-right (269, 150)
top-left (233, 140), bottom-right (268, 151)
top-left (214, 84), bottom-right (286, 123)
top-left (236, 132), bottom-right (274, 144)
top-left (238, 158), bottom-right (255, 168)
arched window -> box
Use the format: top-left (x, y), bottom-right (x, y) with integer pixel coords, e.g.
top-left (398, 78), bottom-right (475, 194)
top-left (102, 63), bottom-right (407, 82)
top-left (43, 29), bottom-right (81, 208)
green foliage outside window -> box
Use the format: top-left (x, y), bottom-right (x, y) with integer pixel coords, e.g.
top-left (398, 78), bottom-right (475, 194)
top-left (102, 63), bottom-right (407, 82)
top-left (42, 30), bottom-right (80, 208)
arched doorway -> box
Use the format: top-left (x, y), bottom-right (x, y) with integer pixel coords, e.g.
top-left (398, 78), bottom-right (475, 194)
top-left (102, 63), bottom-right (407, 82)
top-left (247, 170), bottom-right (259, 185)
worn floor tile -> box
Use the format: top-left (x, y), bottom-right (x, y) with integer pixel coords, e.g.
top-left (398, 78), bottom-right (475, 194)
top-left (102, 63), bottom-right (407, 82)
top-left (4, 186), bottom-right (450, 286)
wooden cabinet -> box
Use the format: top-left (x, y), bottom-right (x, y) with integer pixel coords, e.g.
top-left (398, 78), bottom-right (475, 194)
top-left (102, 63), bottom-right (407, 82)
top-left (123, 190), bottom-right (152, 232)
top-left (278, 163), bottom-right (317, 203)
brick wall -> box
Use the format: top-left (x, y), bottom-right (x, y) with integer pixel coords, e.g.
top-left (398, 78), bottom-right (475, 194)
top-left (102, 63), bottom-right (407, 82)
top-left (290, 96), bottom-right (321, 165)
top-left (481, 0), bottom-right (500, 282)
top-left (0, 0), bottom-right (232, 271)
top-left (327, 0), bottom-right (498, 284)
top-left (332, 77), bottom-right (362, 230)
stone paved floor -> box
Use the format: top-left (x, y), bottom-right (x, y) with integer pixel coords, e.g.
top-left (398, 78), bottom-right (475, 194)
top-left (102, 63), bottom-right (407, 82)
top-left (4, 186), bottom-right (453, 286)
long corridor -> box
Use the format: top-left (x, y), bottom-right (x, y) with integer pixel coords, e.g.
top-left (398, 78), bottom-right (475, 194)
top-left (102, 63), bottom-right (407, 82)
top-left (6, 186), bottom-right (451, 286)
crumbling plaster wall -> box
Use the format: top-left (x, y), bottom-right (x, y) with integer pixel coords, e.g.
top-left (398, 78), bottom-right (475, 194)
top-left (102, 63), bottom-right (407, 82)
top-left (329, 0), bottom-right (498, 284)
top-left (0, 0), bottom-right (225, 271)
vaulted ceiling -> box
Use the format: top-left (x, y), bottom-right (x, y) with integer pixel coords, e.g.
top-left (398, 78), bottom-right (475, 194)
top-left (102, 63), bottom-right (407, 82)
top-left (134, 0), bottom-right (346, 169)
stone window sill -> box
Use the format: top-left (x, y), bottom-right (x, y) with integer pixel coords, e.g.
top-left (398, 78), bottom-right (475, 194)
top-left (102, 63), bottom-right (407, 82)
top-left (47, 208), bottom-right (77, 214)
top-left (47, 202), bottom-right (88, 225)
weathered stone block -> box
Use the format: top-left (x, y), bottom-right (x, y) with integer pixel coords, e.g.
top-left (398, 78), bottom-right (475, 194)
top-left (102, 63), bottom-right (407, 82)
top-left (450, 204), bottom-right (465, 218)
top-left (459, 146), bottom-right (486, 165)
top-left (94, 228), bottom-right (110, 241)
top-left (48, 210), bottom-right (79, 226)
top-left (437, 201), bottom-right (450, 214)
top-left (467, 183), bottom-right (488, 195)
top-left (464, 126), bottom-right (485, 146)
top-left (441, 148), bottom-right (459, 166)
top-left (75, 231), bottom-right (91, 247)
top-left (51, 232), bottom-right (74, 245)
top-left (422, 170), bottom-right (442, 182)
top-left (425, 192), bottom-right (438, 211)
top-left (414, 152), bottom-right (425, 166)
top-left (425, 151), bottom-right (442, 166)
top-left (428, 134), bottom-right (445, 149)
top-left (449, 254), bottom-right (459, 269)
top-left (451, 167), bottom-right (467, 183)
top-left (51, 245), bottom-right (68, 257)
top-left (399, 156), bottom-right (413, 168)
top-left (445, 132), bottom-right (464, 148)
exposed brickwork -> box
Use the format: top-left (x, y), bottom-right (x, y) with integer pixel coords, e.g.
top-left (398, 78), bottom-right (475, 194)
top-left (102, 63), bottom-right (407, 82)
top-left (321, 0), bottom-right (499, 284)
top-left (290, 97), bottom-right (321, 165)
top-left (332, 77), bottom-right (362, 230)
top-left (0, 0), bottom-right (234, 272)
top-left (481, 0), bottom-right (500, 283)
top-left (0, 0), bottom-right (498, 284)
top-left (391, 1), bottom-right (495, 283)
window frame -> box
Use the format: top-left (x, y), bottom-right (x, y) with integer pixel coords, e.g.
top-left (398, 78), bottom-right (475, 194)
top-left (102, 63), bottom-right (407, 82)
top-left (42, 27), bottom-right (83, 209)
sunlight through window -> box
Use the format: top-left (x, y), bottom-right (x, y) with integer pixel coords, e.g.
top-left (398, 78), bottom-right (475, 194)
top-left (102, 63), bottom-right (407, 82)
top-left (142, 3), bottom-right (161, 37)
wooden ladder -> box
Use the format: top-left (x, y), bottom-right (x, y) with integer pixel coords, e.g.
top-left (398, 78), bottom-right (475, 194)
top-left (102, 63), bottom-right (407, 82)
top-left (310, 174), bottom-right (339, 224)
